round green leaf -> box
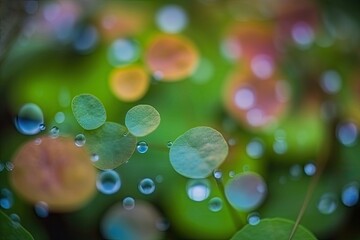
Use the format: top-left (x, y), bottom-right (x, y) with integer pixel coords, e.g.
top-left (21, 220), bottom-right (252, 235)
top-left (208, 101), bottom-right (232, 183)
top-left (72, 94), bottom-right (106, 130)
top-left (0, 210), bottom-right (34, 240)
top-left (85, 122), bottom-right (136, 170)
top-left (169, 126), bottom-right (229, 179)
top-left (125, 104), bottom-right (160, 137)
top-left (230, 218), bottom-right (317, 240)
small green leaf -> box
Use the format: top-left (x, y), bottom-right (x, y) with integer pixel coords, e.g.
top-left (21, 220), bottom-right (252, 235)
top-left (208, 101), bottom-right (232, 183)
top-left (230, 218), bottom-right (317, 240)
top-left (0, 210), bottom-right (34, 240)
top-left (125, 104), bottom-right (160, 137)
top-left (169, 126), bottom-right (228, 179)
top-left (72, 94), bottom-right (106, 130)
top-left (86, 122), bottom-right (136, 170)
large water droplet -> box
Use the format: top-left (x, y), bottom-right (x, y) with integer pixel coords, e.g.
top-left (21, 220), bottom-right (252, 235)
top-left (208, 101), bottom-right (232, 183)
top-left (337, 122), bottom-right (358, 146)
top-left (34, 201), bottom-right (49, 218)
top-left (74, 134), bottom-right (86, 147)
top-left (208, 197), bottom-right (223, 212)
top-left (15, 103), bottom-right (44, 135)
top-left (96, 170), bottom-right (121, 195)
top-left (341, 182), bottom-right (359, 207)
top-left (247, 212), bottom-right (261, 225)
top-left (320, 70), bottom-right (342, 94)
top-left (246, 138), bottom-right (264, 159)
top-left (225, 172), bottom-right (267, 211)
top-left (318, 193), bottom-right (338, 214)
top-left (123, 197), bottom-right (135, 210)
top-left (0, 188), bottom-right (13, 209)
top-left (186, 179), bottom-right (210, 202)
top-left (138, 178), bottom-right (155, 195)
top-left (136, 141), bottom-right (148, 154)
top-left (156, 5), bottom-right (188, 33)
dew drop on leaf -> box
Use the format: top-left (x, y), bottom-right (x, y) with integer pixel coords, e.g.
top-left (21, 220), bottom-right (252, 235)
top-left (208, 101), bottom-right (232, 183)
top-left (208, 197), bottom-right (223, 212)
top-left (136, 141), bottom-right (148, 153)
top-left (138, 178), bottom-right (155, 195)
top-left (122, 197), bottom-right (135, 210)
top-left (186, 179), bottom-right (210, 202)
top-left (74, 134), bottom-right (86, 147)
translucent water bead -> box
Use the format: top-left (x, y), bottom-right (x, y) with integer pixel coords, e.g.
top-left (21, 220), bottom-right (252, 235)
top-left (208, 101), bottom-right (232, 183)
top-left (96, 170), bottom-right (121, 195)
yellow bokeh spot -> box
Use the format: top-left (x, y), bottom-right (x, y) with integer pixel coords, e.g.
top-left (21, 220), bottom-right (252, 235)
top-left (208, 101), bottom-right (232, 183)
top-left (109, 65), bottom-right (150, 102)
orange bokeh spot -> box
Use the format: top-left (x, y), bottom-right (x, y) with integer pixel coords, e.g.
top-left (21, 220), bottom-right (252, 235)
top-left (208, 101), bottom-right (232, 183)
top-left (109, 65), bottom-right (149, 102)
top-left (145, 34), bottom-right (199, 81)
top-left (10, 136), bottom-right (96, 212)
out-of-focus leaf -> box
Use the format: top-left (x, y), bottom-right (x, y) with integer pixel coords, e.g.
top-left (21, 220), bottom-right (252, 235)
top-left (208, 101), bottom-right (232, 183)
top-left (0, 210), bottom-right (34, 240)
top-left (230, 218), bottom-right (317, 240)
top-left (86, 122), bottom-right (137, 170)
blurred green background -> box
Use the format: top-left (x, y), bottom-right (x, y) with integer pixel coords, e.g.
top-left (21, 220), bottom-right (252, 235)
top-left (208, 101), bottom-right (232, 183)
top-left (1, 0), bottom-right (360, 239)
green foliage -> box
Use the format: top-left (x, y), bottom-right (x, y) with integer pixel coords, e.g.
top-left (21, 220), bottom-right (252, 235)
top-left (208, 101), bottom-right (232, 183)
top-left (230, 218), bottom-right (317, 240)
top-left (169, 126), bottom-right (229, 178)
top-left (85, 122), bottom-right (136, 170)
top-left (72, 94), bottom-right (107, 130)
top-left (125, 104), bottom-right (161, 137)
top-left (0, 210), bottom-right (34, 240)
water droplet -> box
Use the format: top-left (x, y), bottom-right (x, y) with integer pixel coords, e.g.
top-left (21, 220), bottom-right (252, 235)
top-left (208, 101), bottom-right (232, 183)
top-left (156, 5), bottom-right (188, 33)
top-left (208, 197), bottom-right (223, 212)
top-left (225, 173), bottom-right (267, 211)
top-left (49, 126), bottom-right (59, 138)
top-left (108, 38), bottom-right (139, 67)
top-left (247, 212), bottom-right (261, 225)
top-left (341, 182), bottom-right (359, 207)
top-left (74, 134), bottom-right (86, 147)
top-left (246, 138), bottom-right (264, 159)
top-left (96, 170), bottom-right (121, 195)
top-left (34, 201), bottom-right (49, 218)
top-left (138, 178), bottom-right (155, 195)
top-left (289, 164), bottom-right (302, 179)
top-left (291, 21), bottom-right (314, 48)
top-left (136, 141), bottom-right (148, 154)
top-left (91, 153), bottom-right (99, 162)
top-left (123, 197), bottom-right (135, 210)
top-left (39, 124), bottom-right (46, 131)
top-left (234, 87), bottom-right (256, 110)
top-left (0, 188), bottom-right (13, 209)
top-left (5, 162), bottom-right (14, 171)
top-left (156, 218), bottom-right (170, 231)
top-left (15, 103), bottom-right (44, 135)
top-left (10, 213), bottom-right (21, 228)
top-left (186, 179), bottom-right (210, 202)
top-left (229, 171), bottom-right (236, 178)
top-left (166, 141), bottom-right (173, 148)
top-left (304, 162), bottom-right (316, 176)
top-left (318, 193), bottom-right (338, 214)
top-left (213, 170), bottom-right (223, 179)
top-left (251, 54), bottom-right (274, 80)
top-left (320, 70), bottom-right (342, 94)
top-left (337, 122), bottom-right (358, 146)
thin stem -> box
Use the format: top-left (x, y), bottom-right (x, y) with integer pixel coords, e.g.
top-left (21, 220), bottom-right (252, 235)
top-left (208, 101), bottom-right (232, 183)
top-left (213, 171), bottom-right (243, 229)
